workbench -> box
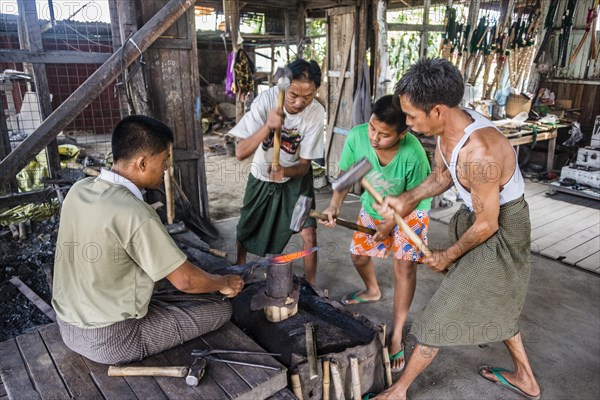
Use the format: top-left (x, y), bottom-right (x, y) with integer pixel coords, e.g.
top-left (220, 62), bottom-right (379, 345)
top-left (499, 123), bottom-right (569, 172)
top-left (417, 123), bottom-right (569, 172)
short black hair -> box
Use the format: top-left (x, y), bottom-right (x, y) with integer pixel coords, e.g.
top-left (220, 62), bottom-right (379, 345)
top-left (111, 115), bottom-right (174, 162)
top-left (394, 58), bottom-right (464, 113)
top-left (372, 95), bottom-right (407, 135)
top-left (288, 58), bottom-right (322, 88)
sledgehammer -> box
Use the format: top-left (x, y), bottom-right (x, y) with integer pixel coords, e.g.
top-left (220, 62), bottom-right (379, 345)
top-left (290, 195), bottom-right (376, 235)
top-left (332, 158), bottom-right (432, 258)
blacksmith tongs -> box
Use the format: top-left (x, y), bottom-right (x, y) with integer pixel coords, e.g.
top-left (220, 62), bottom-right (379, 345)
top-left (191, 349), bottom-right (282, 370)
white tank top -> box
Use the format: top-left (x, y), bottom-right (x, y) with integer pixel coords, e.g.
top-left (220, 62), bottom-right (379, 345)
top-left (437, 109), bottom-right (524, 211)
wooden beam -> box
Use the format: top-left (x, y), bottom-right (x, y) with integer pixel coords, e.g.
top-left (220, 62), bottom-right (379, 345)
top-left (387, 23), bottom-right (445, 32)
top-left (0, 50), bottom-right (111, 64)
top-left (0, 0), bottom-right (197, 186)
top-left (17, 0), bottom-right (61, 179)
top-left (0, 188), bottom-right (56, 209)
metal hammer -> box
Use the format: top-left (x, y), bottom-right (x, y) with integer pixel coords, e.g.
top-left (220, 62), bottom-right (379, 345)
top-left (290, 195), bottom-right (376, 235)
top-left (107, 358), bottom-right (207, 387)
top-left (272, 67), bottom-right (292, 169)
top-left (331, 158), bottom-right (432, 257)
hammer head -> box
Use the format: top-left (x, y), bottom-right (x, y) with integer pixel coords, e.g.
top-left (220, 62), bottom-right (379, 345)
top-left (290, 195), bottom-right (313, 232)
top-left (274, 67), bottom-right (292, 91)
top-left (331, 158), bottom-right (372, 192)
top-left (185, 358), bottom-right (206, 387)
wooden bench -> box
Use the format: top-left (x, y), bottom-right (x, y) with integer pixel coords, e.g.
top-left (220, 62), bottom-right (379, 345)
top-left (0, 322), bottom-right (287, 400)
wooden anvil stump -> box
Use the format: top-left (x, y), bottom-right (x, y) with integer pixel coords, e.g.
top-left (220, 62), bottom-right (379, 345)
top-left (250, 262), bottom-right (300, 322)
top-left (233, 279), bottom-right (386, 399)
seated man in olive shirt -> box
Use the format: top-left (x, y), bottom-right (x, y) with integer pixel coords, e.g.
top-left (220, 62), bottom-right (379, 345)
top-left (52, 115), bottom-right (244, 364)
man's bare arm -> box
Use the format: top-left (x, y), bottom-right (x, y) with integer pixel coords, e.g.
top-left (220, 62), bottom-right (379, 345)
top-left (381, 148), bottom-right (453, 217)
top-left (167, 260), bottom-right (244, 297)
top-left (236, 108), bottom-right (283, 161)
top-left (441, 149), bottom-right (501, 263)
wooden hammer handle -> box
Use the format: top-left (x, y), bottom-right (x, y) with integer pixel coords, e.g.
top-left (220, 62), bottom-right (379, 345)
top-left (108, 366), bottom-right (188, 377)
top-left (272, 89), bottom-right (286, 168)
top-left (309, 210), bottom-right (376, 235)
top-left (361, 179), bottom-right (432, 258)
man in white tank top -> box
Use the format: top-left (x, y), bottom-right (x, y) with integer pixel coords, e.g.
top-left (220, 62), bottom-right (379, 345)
top-left (374, 59), bottom-right (540, 400)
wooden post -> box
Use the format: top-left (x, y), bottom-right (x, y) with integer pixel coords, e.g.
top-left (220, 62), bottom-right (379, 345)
top-left (107, 0), bottom-right (130, 118)
top-left (373, 0), bottom-right (388, 100)
top-left (108, 0), bottom-right (150, 116)
top-left (291, 374), bottom-right (304, 400)
top-left (382, 347), bottom-right (392, 388)
top-left (0, 101), bottom-right (18, 193)
top-left (323, 359), bottom-right (331, 400)
top-left (17, 0), bottom-right (60, 179)
top-left (0, 0), bottom-right (198, 185)
top-left (330, 360), bottom-right (345, 400)
top-left (223, 0), bottom-right (244, 122)
top-left (420, 0), bottom-right (430, 59)
top-left (297, 2), bottom-right (306, 58)
top-left (350, 356), bottom-right (361, 400)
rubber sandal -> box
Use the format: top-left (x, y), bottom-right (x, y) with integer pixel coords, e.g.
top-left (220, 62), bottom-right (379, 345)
top-left (389, 343), bottom-right (405, 373)
top-left (340, 291), bottom-right (380, 305)
top-left (478, 366), bottom-right (541, 400)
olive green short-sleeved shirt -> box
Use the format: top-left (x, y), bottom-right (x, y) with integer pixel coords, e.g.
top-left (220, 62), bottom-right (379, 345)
top-left (52, 177), bottom-right (187, 328)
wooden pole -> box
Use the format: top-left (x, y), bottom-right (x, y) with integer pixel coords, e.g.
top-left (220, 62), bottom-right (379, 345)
top-left (350, 356), bottom-right (361, 400)
top-left (323, 359), bottom-right (331, 400)
top-left (0, 0), bottom-right (197, 185)
top-left (164, 143), bottom-right (175, 224)
top-left (330, 360), bottom-right (345, 400)
top-left (382, 347), bottom-right (393, 388)
top-left (291, 374), bottom-right (304, 400)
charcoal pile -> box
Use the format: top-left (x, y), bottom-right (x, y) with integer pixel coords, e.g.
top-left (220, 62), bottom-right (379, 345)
top-left (0, 219), bottom-right (57, 341)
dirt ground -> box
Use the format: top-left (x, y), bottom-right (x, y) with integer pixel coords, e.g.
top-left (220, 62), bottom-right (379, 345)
top-left (203, 137), bottom-right (251, 221)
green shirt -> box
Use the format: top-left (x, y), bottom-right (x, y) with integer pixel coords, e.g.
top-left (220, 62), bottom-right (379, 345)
top-left (52, 177), bottom-right (187, 328)
top-left (338, 123), bottom-right (432, 220)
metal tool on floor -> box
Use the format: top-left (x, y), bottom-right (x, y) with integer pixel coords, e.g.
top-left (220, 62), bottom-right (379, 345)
top-left (290, 195), bottom-right (377, 235)
top-left (107, 358), bottom-right (207, 387)
top-left (190, 349), bottom-right (281, 371)
top-left (108, 349), bottom-right (281, 386)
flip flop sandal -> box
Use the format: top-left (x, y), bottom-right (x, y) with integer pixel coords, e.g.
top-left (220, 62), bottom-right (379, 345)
top-left (340, 291), bottom-right (380, 305)
top-left (389, 344), bottom-right (405, 373)
top-left (478, 366), bottom-right (541, 400)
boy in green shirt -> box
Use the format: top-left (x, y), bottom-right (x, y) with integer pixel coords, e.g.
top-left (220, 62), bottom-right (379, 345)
top-left (321, 95), bottom-right (431, 372)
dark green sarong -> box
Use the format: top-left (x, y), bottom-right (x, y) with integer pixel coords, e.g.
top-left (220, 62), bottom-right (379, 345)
top-left (237, 170), bottom-right (316, 257)
top-left (410, 195), bottom-right (531, 346)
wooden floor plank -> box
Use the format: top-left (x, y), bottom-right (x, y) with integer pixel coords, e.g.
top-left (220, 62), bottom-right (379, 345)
top-left (0, 339), bottom-right (41, 400)
top-left (562, 237), bottom-right (600, 265)
top-left (524, 182), bottom-right (549, 197)
top-left (199, 322), bottom-right (287, 400)
top-left (525, 192), bottom-right (554, 206)
top-left (575, 251), bottom-right (600, 272)
top-left (161, 343), bottom-right (230, 400)
top-left (38, 324), bottom-right (103, 400)
top-left (122, 375), bottom-right (169, 400)
top-left (532, 223), bottom-right (600, 258)
top-left (529, 203), bottom-right (595, 231)
top-left (533, 208), bottom-right (600, 249)
top-left (82, 358), bottom-right (137, 400)
top-left (15, 331), bottom-right (70, 400)
top-left (528, 197), bottom-right (573, 215)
